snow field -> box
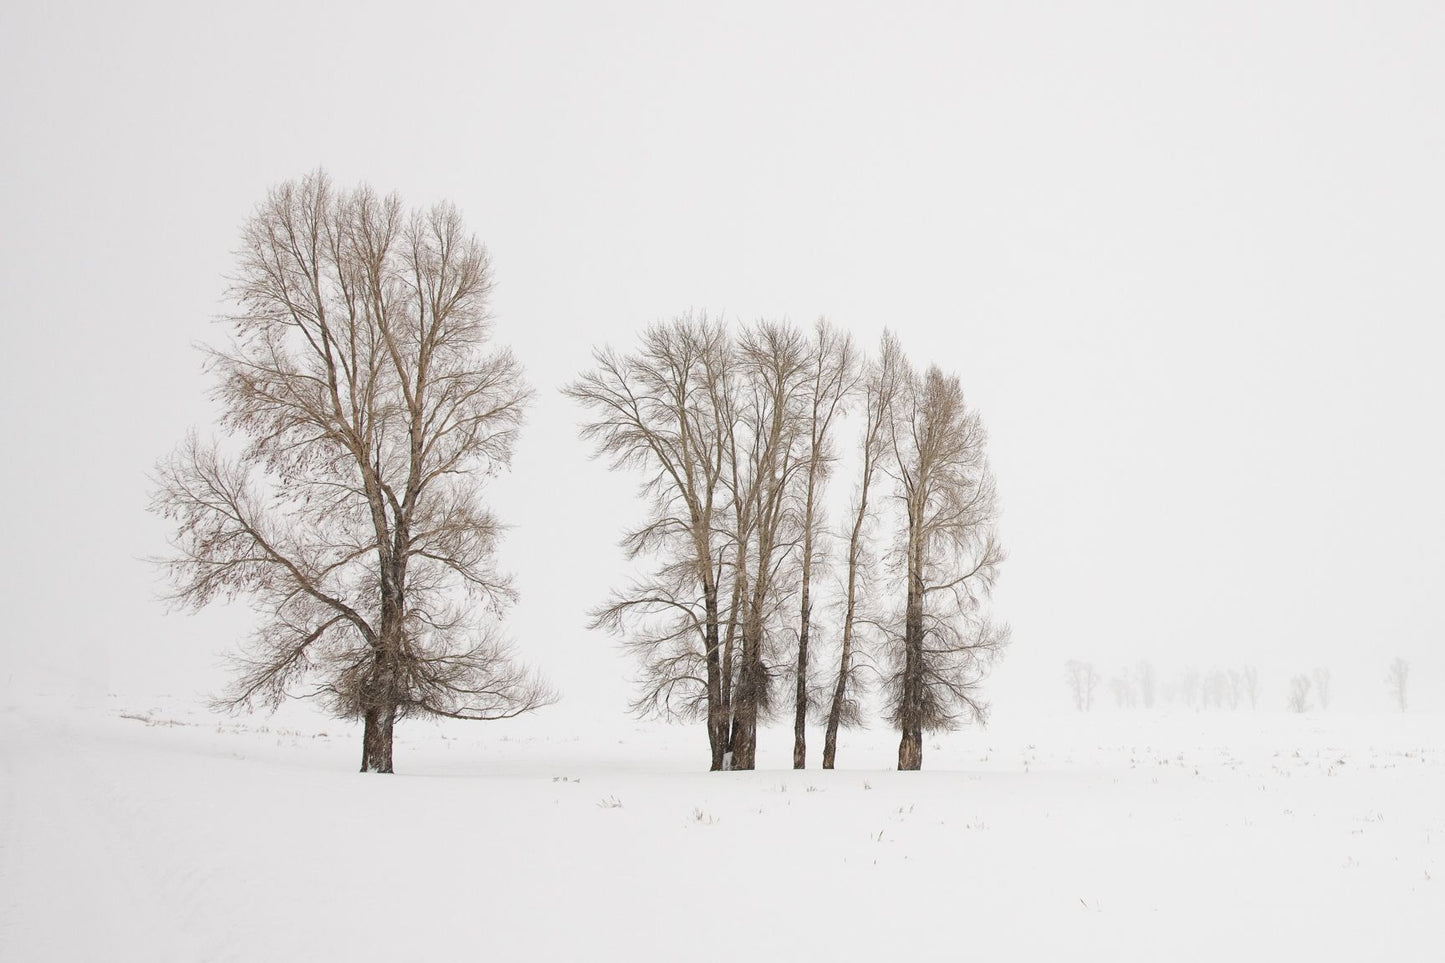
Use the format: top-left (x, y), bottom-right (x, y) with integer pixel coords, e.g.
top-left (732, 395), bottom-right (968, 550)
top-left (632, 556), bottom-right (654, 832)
top-left (2, 701), bottom-right (1440, 961)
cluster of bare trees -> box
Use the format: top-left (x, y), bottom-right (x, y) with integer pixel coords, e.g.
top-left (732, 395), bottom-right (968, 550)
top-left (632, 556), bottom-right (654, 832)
top-left (569, 316), bottom-right (1008, 771)
top-left (1286, 667), bottom-right (1332, 713)
top-left (1070, 659), bottom-right (1421, 714)
top-left (1186, 666), bottom-right (1261, 711)
top-left (151, 173), bottom-right (553, 774)
top-left (1066, 661), bottom-right (1264, 712)
top-left (1168, 665), bottom-right (1259, 710)
top-left (1105, 661), bottom-right (1159, 709)
top-left (1064, 660), bottom-right (1100, 712)
top-left (1293, 658), bottom-right (1414, 712)
top-left (1288, 661), bottom-right (1417, 713)
top-left (1286, 674), bottom-right (1313, 713)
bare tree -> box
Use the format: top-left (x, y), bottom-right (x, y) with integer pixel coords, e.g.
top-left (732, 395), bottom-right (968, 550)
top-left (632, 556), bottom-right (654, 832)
top-left (884, 363), bottom-right (1009, 770)
top-left (822, 332), bottom-right (902, 769)
top-left (567, 316), bottom-right (736, 769)
top-left (1287, 674), bottom-right (1313, 713)
top-left (1312, 667), bottom-right (1332, 711)
top-left (151, 172), bottom-right (551, 773)
top-left (1224, 669), bottom-right (1243, 711)
top-left (1179, 667), bottom-right (1201, 710)
top-left (1065, 660), bottom-right (1098, 712)
top-left (1108, 670), bottom-right (1137, 708)
top-left (790, 320), bottom-right (859, 769)
top-left (725, 322), bottom-right (813, 770)
top-left (1136, 660), bottom-right (1156, 709)
top-left (1202, 669), bottom-right (1227, 710)
top-left (1241, 665), bottom-right (1260, 710)
top-left (1386, 658), bottom-right (1409, 712)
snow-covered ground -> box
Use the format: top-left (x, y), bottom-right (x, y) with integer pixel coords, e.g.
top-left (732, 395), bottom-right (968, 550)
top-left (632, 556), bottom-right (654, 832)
top-left (2, 698), bottom-right (1440, 961)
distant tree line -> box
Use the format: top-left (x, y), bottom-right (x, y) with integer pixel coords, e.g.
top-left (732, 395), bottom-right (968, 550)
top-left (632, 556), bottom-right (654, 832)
top-left (1065, 659), bottom-right (1414, 714)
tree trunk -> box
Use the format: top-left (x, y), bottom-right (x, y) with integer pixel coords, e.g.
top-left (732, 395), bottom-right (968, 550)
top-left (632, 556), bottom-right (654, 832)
top-left (731, 713), bottom-right (757, 769)
top-left (897, 581), bottom-right (925, 771)
top-left (822, 664), bottom-right (847, 769)
top-left (361, 599), bottom-right (402, 774)
top-left (897, 542), bottom-right (925, 771)
top-left (821, 709), bottom-right (841, 769)
top-left (702, 584), bottom-right (728, 771)
top-left (826, 444), bottom-right (872, 771)
top-left (717, 562), bottom-right (745, 769)
top-left (823, 586), bottom-right (858, 770)
top-left (360, 705), bottom-right (395, 773)
top-left (792, 593), bottom-right (810, 769)
top-left (729, 676), bottom-right (759, 770)
top-left (793, 464), bottom-right (820, 770)
top-left (729, 621), bottom-right (762, 770)
top-left (897, 726), bottom-right (922, 771)
top-left (708, 707), bottom-right (728, 771)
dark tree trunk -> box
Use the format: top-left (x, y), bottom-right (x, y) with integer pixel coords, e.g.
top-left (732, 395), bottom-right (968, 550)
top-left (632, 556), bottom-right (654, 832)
top-left (729, 683), bottom-right (758, 770)
top-left (717, 568), bottom-right (743, 769)
top-left (897, 545), bottom-right (925, 771)
top-left (730, 712), bottom-right (757, 770)
top-left (822, 599), bottom-right (857, 770)
top-left (362, 579), bottom-right (403, 774)
top-left (897, 726), bottom-right (922, 771)
top-left (792, 594), bottom-right (810, 769)
top-left (825, 446), bottom-right (873, 771)
top-left (793, 464), bottom-right (820, 771)
top-left (702, 584), bottom-right (727, 771)
top-left (822, 663), bottom-right (847, 769)
top-left (360, 705), bottom-right (395, 773)
top-left (729, 621), bottom-right (762, 770)
top-left (708, 709), bottom-right (728, 771)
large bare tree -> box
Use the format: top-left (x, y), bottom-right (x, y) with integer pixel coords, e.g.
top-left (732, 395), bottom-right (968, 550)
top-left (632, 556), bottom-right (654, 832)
top-left (151, 172), bottom-right (552, 773)
top-left (885, 362), bottom-right (1008, 770)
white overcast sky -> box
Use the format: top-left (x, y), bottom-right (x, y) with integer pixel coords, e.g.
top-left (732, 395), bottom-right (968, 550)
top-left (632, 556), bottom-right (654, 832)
top-left (2, 1), bottom-right (1441, 719)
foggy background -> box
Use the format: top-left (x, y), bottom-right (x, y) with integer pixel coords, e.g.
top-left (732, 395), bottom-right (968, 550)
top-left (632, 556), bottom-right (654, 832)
top-left (2, 1), bottom-right (1441, 726)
